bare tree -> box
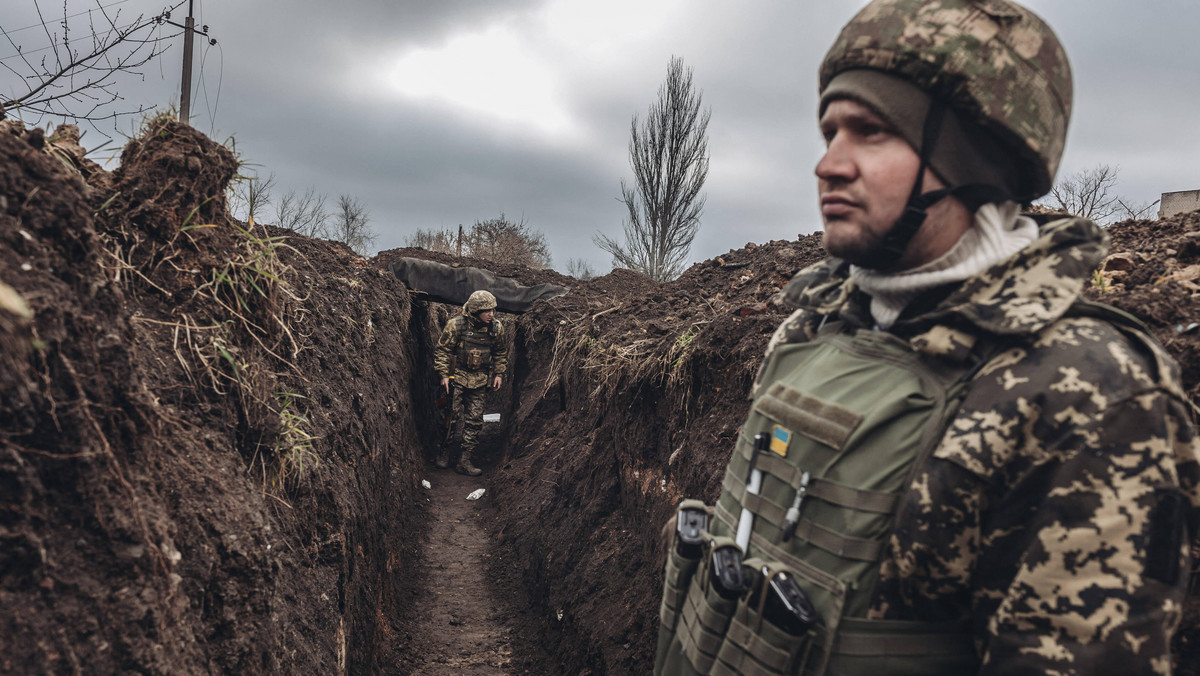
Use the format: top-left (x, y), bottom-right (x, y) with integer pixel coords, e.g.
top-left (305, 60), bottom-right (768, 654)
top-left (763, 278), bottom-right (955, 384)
top-left (467, 214), bottom-right (551, 268)
top-left (276, 187), bottom-right (330, 238)
top-left (329, 194), bottom-right (376, 256)
top-left (1, 1), bottom-right (182, 134)
top-left (1115, 197), bottom-right (1160, 221)
top-left (405, 216), bottom-right (552, 267)
top-left (405, 227), bottom-right (458, 254)
top-left (595, 55), bottom-right (709, 282)
top-left (1038, 164), bottom-right (1125, 224)
top-left (566, 258), bottom-right (596, 281)
top-left (227, 171), bottom-right (275, 225)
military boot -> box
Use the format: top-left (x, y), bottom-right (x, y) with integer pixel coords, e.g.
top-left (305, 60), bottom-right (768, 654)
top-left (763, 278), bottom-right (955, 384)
top-left (455, 450), bottom-right (483, 477)
top-left (435, 446), bottom-right (450, 469)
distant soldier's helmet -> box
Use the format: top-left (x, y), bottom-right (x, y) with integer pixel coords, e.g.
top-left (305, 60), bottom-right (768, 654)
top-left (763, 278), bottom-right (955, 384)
top-left (819, 0), bottom-right (1072, 199)
top-left (464, 290), bottom-right (498, 315)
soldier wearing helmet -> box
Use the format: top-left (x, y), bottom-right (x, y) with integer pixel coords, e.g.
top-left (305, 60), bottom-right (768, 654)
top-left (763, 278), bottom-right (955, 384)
top-left (655, 1), bottom-right (1199, 674)
top-left (432, 289), bottom-right (507, 476)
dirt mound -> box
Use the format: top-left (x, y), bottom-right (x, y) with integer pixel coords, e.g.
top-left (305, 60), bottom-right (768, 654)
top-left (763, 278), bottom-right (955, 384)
top-left (1, 119), bottom-right (427, 674)
top-left (1091, 211), bottom-right (1200, 401)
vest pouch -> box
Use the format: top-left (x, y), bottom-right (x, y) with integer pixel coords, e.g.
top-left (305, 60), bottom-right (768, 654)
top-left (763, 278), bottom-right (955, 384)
top-left (463, 347), bottom-right (488, 370)
top-left (457, 327), bottom-right (494, 371)
top-left (655, 545), bottom-right (704, 674)
top-left (710, 560), bottom-right (830, 676)
top-left (676, 536), bottom-right (744, 674)
top-left (655, 503), bottom-right (709, 676)
top-left (824, 617), bottom-right (977, 676)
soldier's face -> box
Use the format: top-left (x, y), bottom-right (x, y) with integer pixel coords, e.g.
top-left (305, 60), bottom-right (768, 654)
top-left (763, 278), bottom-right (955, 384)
top-left (816, 99), bottom-right (967, 270)
top-left (478, 309), bottom-right (494, 323)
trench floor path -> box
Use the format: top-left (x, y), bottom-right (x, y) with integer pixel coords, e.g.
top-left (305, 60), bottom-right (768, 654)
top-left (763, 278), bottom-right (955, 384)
top-left (399, 464), bottom-right (543, 675)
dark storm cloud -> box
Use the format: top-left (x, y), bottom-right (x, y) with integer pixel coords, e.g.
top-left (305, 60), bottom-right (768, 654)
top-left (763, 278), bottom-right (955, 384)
top-left (4, 0), bottom-right (1199, 273)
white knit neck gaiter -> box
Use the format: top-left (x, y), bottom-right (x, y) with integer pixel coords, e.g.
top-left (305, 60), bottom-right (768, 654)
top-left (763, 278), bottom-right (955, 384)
top-left (850, 202), bottom-right (1039, 329)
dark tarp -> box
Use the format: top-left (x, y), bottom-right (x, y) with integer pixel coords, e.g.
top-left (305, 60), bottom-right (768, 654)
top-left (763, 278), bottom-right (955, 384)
top-left (388, 257), bottom-right (569, 314)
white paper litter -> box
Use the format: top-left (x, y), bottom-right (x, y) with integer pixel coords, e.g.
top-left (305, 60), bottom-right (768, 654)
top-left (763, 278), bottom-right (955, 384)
top-left (482, 413), bottom-right (501, 423)
top-left (421, 480), bottom-right (431, 489)
top-left (466, 488), bottom-right (486, 501)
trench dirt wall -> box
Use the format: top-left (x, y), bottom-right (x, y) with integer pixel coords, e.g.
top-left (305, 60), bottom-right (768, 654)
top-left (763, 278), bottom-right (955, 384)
top-left (0, 120), bottom-right (429, 674)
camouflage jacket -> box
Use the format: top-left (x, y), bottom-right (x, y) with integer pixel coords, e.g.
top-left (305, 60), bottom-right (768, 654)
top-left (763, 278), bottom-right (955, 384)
top-left (763, 217), bottom-right (1200, 675)
top-left (433, 313), bottom-right (508, 389)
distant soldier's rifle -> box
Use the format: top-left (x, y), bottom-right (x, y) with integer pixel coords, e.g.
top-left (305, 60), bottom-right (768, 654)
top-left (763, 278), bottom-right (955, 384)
top-left (436, 356), bottom-right (457, 442)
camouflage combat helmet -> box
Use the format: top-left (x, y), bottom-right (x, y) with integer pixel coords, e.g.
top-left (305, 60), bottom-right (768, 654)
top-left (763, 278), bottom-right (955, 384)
top-left (819, 0), bottom-right (1072, 198)
top-left (464, 290), bottom-right (497, 315)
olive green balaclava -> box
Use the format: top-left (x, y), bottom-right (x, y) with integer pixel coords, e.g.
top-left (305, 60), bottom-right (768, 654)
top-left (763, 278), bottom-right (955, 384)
top-left (819, 69), bottom-right (1024, 209)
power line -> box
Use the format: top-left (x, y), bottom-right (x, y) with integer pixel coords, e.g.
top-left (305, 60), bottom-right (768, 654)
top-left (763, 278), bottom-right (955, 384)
top-left (0, 14), bottom-right (175, 62)
top-left (0, 0), bottom-right (137, 36)
top-left (199, 35), bottom-right (223, 136)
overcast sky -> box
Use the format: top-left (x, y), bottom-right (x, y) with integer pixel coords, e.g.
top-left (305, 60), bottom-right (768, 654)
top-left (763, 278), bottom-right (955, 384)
top-left (4, 0), bottom-right (1199, 274)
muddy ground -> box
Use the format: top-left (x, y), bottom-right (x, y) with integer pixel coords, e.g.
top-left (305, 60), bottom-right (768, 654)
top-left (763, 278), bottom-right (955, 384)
top-left (2, 118), bottom-right (1199, 675)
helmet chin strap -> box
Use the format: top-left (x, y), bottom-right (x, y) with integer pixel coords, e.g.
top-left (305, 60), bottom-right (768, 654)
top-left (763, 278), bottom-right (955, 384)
top-left (858, 101), bottom-right (951, 270)
top-left (858, 101), bottom-right (1023, 271)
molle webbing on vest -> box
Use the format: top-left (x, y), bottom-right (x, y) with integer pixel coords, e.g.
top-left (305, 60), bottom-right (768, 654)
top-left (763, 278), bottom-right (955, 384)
top-left (717, 620), bottom-right (794, 674)
top-left (721, 472), bottom-right (884, 562)
top-left (703, 326), bottom-right (978, 675)
top-left (754, 382), bottom-right (861, 451)
top-left (456, 321), bottom-right (496, 370)
top-left (733, 441), bottom-right (899, 514)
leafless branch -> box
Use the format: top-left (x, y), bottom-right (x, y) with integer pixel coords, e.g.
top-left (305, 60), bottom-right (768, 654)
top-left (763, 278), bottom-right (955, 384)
top-left (1038, 164), bottom-right (1124, 224)
top-left (1, 0), bottom-right (182, 135)
top-left (1115, 197), bottom-right (1160, 221)
top-left (227, 171), bottom-right (275, 224)
top-left (329, 194), bottom-right (377, 256)
top-left (566, 258), bottom-right (596, 280)
top-left (406, 215), bottom-right (552, 268)
top-left (594, 55), bottom-right (709, 282)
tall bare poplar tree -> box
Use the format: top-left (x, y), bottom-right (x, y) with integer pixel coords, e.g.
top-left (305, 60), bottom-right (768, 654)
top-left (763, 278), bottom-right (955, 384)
top-left (595, 56), bottom-right (709, 282)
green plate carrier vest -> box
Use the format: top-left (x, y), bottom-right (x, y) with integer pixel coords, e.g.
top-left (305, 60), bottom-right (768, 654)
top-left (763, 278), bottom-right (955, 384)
top-left (657, 319), bottom-right (982, 676)
top-left (457, 319), bottom-right (497, 372)
top-left (655, 300), bottom-right (1158, 676)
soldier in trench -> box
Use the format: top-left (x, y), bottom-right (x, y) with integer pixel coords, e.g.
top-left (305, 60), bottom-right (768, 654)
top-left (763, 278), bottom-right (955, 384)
top-left (433, 289), bottom-right (507, 477)
top-left (655, 1), bottom-right (1200, 674)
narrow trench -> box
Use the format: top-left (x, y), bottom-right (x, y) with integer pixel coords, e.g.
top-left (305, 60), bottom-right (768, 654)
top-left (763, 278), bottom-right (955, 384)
top-left (395, 308), bottom-right (552, 674)
top-left (401, 466), bottom-right (517, 674)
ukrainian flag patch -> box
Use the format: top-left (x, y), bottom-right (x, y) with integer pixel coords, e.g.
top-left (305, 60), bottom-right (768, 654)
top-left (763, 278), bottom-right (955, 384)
top-left (769, 425), bottom-right (792, 457)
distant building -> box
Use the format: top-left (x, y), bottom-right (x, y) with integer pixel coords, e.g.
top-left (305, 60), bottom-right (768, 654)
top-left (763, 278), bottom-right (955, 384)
top-left (1160, 189), bottom-right (1200, 219)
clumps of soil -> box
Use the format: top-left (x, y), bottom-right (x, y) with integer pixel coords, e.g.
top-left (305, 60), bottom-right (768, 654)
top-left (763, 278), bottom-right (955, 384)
top-left (1, 118), bottom-right (428, 674)
top-left (1091, 210), bottom-right (1200, 402)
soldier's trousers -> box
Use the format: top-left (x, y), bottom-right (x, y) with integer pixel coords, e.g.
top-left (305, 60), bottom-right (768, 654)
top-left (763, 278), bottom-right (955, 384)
top-left (454, 385), bottom-right (487, 453)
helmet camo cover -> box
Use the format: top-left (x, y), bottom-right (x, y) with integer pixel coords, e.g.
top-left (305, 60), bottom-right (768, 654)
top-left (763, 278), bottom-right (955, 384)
top-left (465, 290), bottom-right (498, 314)
top-left (820, 0), bottom-right (1072, 197)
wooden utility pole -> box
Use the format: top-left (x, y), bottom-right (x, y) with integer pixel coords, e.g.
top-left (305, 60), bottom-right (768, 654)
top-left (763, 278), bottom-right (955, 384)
top-left (179, 0), bottom-right (195, 122)
top-left (457, 225), bottom-right (463, 259)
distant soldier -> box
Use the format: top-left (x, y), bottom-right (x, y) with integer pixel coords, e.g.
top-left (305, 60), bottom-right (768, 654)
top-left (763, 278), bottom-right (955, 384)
top-left (655, 1), bottom-right (1200, 674)
top-left (433, 290), bottom-right (507, 476)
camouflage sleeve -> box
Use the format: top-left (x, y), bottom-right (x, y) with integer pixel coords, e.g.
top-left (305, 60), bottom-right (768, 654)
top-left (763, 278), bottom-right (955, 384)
top-left (432, 316), bottom-right (460, 378)
top-left (490, 317), bottom-right (508, 379)
top-left (922, 318), bottom-right (1200, 675)
top-left (972, 394), bottom-right (1196, 675)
